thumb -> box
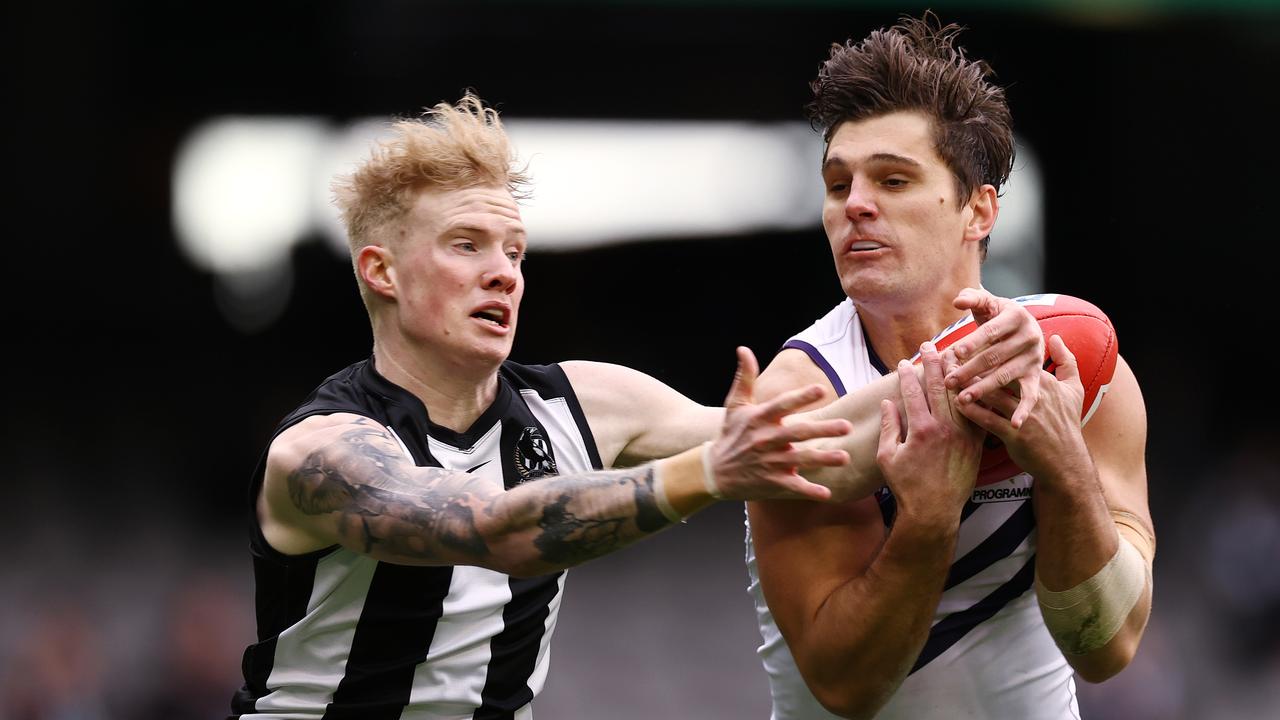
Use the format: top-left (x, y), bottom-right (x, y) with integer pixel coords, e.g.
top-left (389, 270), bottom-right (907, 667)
top-left (724, 346), bottom-right (759, 408)
top-left (1048, 335), bottom-right (1080, 383)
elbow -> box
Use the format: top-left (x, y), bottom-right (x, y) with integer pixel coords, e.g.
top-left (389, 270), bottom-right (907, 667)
top-left (477, 523), bottom-right (557, 578)
top-left (802, 666), bottom-right (894, 720)
top-left (475, 551), bottom-right (552, 578)
top-left (809, 684), bottom-right (885, 720)
top-left (1068, 633), bottom-right (1140, 684)
top-left (501, 558), bottom-right (555, 578)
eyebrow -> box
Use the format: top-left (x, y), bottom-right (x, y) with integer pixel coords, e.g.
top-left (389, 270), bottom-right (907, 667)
top-left (442, 222), bottom-right (527, 238)
top-left (822, 152), bottom-right (924, 173)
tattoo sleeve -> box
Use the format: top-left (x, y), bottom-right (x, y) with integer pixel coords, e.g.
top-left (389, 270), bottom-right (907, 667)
top-left (285, 421), bottom-right (679, 572)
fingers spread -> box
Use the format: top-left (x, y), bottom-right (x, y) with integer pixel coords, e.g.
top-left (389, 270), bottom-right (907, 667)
top-left (776, 418), bottom-right (853, 443)
top-left (789, 447), bottom-right (851, 469)
top-left (757, 383), bottom-right (826, 421)
top-left (781, 477), bottom-right (834, 502)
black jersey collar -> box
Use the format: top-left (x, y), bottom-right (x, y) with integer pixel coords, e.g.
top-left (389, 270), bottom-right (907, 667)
top-left (356, 356), bottom-right (514, 451)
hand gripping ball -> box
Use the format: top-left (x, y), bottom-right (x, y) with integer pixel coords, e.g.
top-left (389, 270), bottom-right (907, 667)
top-left (922, 293), bottom-right (1119, 486)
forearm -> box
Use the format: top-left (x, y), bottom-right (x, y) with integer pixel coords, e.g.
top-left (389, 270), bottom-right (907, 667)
top-left (284, 422), bottom-right (712, 575)
top-left (488, 447), bottom-right (712, 575)
top-left (794, 372), bottom-right (897, 500)
top-left (1033, 448), bottom-right (1118, 588)
top-left (792, 521), bottom-right (958, 718)
top-left (1033, 454), bottom-right (1152, 679)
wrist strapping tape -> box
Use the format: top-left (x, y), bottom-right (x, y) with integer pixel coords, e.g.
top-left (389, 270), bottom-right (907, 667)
top-left (701, 441), bottom-right (723, 499)
top-left (650, 462), bottom-right (683, 523)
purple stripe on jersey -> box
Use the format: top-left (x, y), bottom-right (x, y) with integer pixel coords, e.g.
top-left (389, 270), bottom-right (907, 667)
top-left (910, 554), bottom-right (1036, 674)
top-left (781, 340), bottom-right (847, 397)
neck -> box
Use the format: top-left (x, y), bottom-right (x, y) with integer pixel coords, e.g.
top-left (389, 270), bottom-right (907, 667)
top-left (372, 336), bottom-right (501, 433)
top-left (855, 283), bottom-right (978, 364)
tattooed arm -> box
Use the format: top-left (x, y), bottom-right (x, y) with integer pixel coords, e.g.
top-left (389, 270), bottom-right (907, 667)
top-left (259, 349), bottom-right (851, 576)
top-left (259, 413), bottom-right (685, 575)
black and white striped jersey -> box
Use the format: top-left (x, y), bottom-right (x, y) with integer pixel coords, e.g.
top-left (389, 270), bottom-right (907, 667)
top-left (744, 298), bottom-right (1080, 720)
top-left (231, 357), bottom-right (601, 720)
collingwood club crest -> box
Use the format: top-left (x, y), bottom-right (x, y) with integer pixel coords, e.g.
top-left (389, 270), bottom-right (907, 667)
top-left (514, 426), bottom-right (557, 481)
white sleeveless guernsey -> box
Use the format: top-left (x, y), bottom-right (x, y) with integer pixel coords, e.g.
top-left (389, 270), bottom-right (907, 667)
top-left (744, 298), bottom-right (1081, 720)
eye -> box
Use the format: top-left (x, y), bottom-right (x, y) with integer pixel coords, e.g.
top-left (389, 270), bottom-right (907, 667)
top-left (507, 249), bottom-right (525, 264)
top-left (826, 181), bottom-right (849, 194)
top-left (454, 240), bottom-right (477, 253)
top-left (882, 177), bottom-right (909, 188)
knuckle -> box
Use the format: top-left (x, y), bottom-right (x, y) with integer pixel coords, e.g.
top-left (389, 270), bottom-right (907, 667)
top-left (983, 349), bottom-right (1003, 370)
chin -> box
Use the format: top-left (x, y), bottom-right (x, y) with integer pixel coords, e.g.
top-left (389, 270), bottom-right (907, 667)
top-left (472, 343), bottom-right (514, 367)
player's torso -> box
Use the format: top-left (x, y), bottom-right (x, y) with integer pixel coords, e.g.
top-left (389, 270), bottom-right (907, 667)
top-left (744, 300), bottom-right (1079, 720)
top-left (234, 360), bottom-right (600, 720)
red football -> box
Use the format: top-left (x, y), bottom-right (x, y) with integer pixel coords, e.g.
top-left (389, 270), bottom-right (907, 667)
top-left (924, 293), bottom-right (1119, 486)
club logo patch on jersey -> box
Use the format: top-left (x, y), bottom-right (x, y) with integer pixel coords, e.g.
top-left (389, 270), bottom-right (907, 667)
top-left (970, 473), bottom-right (1034, 504)
top-left (514, 426), bottom-right (557, 481)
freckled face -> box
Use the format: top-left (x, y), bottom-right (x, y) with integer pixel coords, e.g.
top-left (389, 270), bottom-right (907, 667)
top-left (391, 185), bottom-right (527, 367)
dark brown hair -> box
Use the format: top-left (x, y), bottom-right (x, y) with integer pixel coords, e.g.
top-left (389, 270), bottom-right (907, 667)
top-left (808, 12), bottom-right (1015, 211)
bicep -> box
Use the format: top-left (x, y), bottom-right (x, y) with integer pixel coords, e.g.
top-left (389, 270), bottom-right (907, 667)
top-left (749, 498), bottom-right (885, 646)
top-left (1084, 356), bottom-right (1153, 533)
top-left (561, 360), bottom-right (720, 467)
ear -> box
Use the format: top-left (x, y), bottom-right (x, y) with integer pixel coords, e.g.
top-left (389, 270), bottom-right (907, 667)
top-left (963, 184), bottom-right (999, 244)
top-left (356, 244), bottom-right (397, 301)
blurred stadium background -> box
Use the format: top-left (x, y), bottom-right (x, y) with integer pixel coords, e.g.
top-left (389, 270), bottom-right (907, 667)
top-left (5, 0), bottom-right (1280, 717)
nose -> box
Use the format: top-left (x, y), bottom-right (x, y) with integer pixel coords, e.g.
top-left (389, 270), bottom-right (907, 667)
top-left (845, 179), bottom-right (878, 220)
top-left (481, 252), bottom-right (518, 294)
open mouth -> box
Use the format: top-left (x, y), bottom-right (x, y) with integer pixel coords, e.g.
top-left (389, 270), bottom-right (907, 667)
top-left (847, 240), bottom-right (886, 253)
top-left (471, 306), bottom-right (510, 328)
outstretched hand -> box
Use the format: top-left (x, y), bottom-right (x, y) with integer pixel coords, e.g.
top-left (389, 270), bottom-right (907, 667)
top-left (708, 347), bottom-right (851, 501)
top-left (946, 287), bottom-right (1044, 428)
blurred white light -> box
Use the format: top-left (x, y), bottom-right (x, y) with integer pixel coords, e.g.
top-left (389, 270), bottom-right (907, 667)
top-left (171, 116), bottom-right (1044, 327)
top-left (315, 118), bottom-right (392, 256)
top-left (172, 117), bottom-right (327, 273)
top-left (506, 120), bottom-right (824, 250)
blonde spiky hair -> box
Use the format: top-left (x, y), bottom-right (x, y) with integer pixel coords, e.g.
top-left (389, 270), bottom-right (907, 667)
top-left (332, 93), bottom-right (530, 254)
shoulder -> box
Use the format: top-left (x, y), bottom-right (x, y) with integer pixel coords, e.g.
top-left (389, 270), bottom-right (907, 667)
top-left (261, 412), bottom-right (399, 555)
top-left (757, 348), bottom-right (838, 405)
top-left (1082, 354), bottom-right (1146, 443)
top-left (267, 412), bottom-right (394, 481)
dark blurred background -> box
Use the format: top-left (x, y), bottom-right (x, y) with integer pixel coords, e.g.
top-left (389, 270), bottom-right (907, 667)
top-left (5, 1), bottom-right (1280, 718)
